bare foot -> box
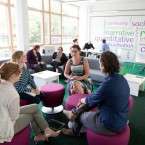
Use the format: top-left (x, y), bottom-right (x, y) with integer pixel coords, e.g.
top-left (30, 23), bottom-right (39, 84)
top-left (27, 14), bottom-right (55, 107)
top-left (44, 127), bottom-right (61, 138)
top-left (34, 133), bottom-right (46, 143)
top-left (63, 110), bottom-right (78, 121)
top-left (61, 128), bottom-right (79, 136)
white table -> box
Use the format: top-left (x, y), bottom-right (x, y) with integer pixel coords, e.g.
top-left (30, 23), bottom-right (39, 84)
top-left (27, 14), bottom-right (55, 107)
top-left (31, 70), bottom-right (61, 88)
top-left (124, 74), bottom-right (145, 97)
top-left (82, 49), bottom-right (101, 57)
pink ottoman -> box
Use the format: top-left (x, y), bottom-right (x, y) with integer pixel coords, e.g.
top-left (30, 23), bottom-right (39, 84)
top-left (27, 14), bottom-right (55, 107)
top-left (65, 94), bottom-right (96, 112)
top-left (86, 125), bottom-right (130, 145)
top-left (65, 94), bottom-right (89, 110)
top-left (40, 83), bottom-right (65, 114)
top-left (0, 125), bottom-right (30, 145)
top-left (20, 99), bottom-right (29, 106)
top-left (129, 95), bottom-right (134, 113)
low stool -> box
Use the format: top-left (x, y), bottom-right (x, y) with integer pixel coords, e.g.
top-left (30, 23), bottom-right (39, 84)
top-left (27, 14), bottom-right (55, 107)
top-left (86, 125), bottom-right (130, 145)
top-left (0, 126), bottom-right (30, 145)
top-left (41, 83), bottom-right (65, 114)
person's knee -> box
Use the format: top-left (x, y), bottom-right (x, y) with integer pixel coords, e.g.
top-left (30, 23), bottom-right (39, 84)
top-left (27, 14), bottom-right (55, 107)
top-left (38, 92), bottom-right (46, 100)
top-left (34, 65), bottom-right (42, 72)
top-left (32, 97), bottom-right (41, 104)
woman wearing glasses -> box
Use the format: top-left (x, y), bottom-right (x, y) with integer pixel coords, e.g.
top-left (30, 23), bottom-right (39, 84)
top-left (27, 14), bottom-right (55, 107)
top-left (64, 45), bottom-right (93, 95)
top-left (51, 47), bottom-right (68, 72)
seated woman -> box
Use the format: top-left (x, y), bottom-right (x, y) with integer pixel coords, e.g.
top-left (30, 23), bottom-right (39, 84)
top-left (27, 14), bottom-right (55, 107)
top-left (0, 62), bottom-right (60, 143)
top-left (51, 46), bottom-right (68, 72)
top-left (64, 45), bottom-right (93, 95)
top-left (62, 51), bottom-right (130, 136)
top-left (26, 45), bottom-right (47, 72)
top-left (11, 51), bottom-right (46, 104)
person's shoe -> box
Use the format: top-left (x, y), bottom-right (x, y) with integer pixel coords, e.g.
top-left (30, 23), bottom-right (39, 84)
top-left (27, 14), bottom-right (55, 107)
top-left (61, 128), bottom-right (77, 136)
top-left (63, 110), bottom-right (78, 121)
top-left (64, 79), bottom-right (68, 84)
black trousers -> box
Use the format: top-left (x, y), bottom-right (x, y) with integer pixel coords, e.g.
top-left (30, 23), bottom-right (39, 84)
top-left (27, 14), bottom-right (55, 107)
top-left (19, 92), bottom-right (46, 104)
top-left (51, 61), bottom-right (63, 72)
top-left (33, 64), bottom-right (47, 72)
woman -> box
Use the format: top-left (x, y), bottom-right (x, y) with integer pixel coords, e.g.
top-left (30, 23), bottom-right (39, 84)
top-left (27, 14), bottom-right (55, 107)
top-left (62, 51), bottom-right (130, 136)
top-left (64, 45), bottom-right (93, 95)
top-left (12, 51), bottom-right (46, 104)
top-left (51, 46), bottom-right (68, 72)
top-left (0, 62), bottom-right (60, 143)
top-left (26, 45), bottom-right (47, 72)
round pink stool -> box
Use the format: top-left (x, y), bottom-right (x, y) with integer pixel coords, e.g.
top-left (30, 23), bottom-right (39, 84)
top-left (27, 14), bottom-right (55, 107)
top-left (129, 95), bottom-right (134, 113)
top-left (86, 125), bottom-right (130, 145)
top-left (20, 99), bottom-right (29, 106)
top-left (65, 94), bottom-right (90, 110)
top-left (41, 83), bottom-right (65, 114)
top-left (0, 125), bottom-right (30, 145)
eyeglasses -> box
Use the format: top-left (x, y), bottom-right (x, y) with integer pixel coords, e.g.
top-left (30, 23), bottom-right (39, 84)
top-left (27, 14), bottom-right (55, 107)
top-left (71, 51), bottom-right (78, 53)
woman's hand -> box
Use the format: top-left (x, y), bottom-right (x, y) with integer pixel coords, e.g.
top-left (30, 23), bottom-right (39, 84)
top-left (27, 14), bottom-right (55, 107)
top-left (35, 88), bottom-right (40, 95)
top-left (70, 76), bottom-right (79, 80)
top-left (32, 88), bottom-right (40, 95)
top-left (37, 61), bottom-right (41, 65)
top-left (76, 101), bottom-right (85, 109)
top-left (40, 61), bottom-right (44, 64)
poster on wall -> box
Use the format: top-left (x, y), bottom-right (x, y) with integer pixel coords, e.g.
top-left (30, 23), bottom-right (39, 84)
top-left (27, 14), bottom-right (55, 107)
top-left (90, 16), bottom-right (145, 57)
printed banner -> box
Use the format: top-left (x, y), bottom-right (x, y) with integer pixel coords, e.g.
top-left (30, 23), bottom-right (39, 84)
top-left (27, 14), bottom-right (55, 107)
top-left (90, 16), bottom-right (145, 55)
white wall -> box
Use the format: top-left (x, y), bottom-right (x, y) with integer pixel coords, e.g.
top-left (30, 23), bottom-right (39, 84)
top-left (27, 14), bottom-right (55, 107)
top-left (78, 0), bottom-right (145, 63)
top-left (79, 6), bottom-right (90, 49)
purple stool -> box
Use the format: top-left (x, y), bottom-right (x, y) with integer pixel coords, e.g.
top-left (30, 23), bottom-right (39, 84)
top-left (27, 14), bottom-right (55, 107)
top-left (20, 99), bottom-right (29, 106)
top-left (65, 94), bottom-right (96, 112)
top-left (129, 95), bottom-right (134, 113)
top-left (65, 94), bottom-right (89, 110)
top-left (86, 125), bottom-right (130, 145)
top-left (0, 125), bottom-right (30, 145)
top-left (40, 83), bottom-right (65, 114)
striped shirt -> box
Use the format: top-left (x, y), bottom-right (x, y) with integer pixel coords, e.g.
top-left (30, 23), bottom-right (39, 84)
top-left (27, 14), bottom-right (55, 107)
top-left (14, 66), bottom-right (37, 93)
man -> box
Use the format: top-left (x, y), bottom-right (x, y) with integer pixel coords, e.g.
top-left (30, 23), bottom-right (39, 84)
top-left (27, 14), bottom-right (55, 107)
top-left (83, 41), bottom-right (95, 57)
top-left (83, 41), bottom-right (95, 50)
top-left (102, 39), bottom-right (110, 52)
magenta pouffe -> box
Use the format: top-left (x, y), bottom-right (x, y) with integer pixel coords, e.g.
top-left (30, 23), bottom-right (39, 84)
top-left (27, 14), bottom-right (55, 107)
top-left (86, 125), bottom-right (130, 145)
top-left (0, 125), bottom-right (30, 145)
top-left (20, 99), bottom-right (29, 106)
top-left (129, 95), bottom-right (134, 113)
top-left (41, 83), bottom-right (65, 114)
top-left (65, 94), bottom-right (96, 112)
top-left (65, 94), bottom-right (89, 110)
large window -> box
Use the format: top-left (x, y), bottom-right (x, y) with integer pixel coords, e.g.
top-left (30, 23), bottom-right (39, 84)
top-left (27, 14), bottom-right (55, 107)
top-left (28, 0), bottom-right (79, 53)
top-left (0, 0), bottom-right (15, 60)
top-left (28, 10), bottom-right (42, 44)
top-left (0, 0), bottom-right (79, 60)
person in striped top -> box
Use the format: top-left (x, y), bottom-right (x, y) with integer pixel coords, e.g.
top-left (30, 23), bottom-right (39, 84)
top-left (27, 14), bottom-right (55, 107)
top-left (64, 45), bottom-right (93, 95)
top-left (11, 51), bottom-right (45, 104)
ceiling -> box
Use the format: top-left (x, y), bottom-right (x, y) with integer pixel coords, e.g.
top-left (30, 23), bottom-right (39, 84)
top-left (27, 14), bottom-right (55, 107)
top-left (60, 0), bottom-right (110, 6)
top-left (58, 0), bottom-right (144, 7)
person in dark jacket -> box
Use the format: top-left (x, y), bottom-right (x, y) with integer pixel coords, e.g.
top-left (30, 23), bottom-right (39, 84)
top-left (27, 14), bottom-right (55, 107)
top-left (62, 51), bottom-right (130, 136)
top-left (51, 47), bottom-right (68, 72)
top-left (83, 41), bottom-right (95, 57)
top-left (26, 45), bottom-right (47, 72)
top-left (83, 40), bottom-right (95, 50)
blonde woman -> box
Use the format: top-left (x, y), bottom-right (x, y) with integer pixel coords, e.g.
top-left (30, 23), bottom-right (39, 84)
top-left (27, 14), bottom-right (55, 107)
top-left (0, 62), bottom-right (60, 143)
top-left (11, 51), bottom-right (45, 104)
